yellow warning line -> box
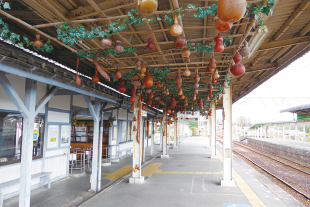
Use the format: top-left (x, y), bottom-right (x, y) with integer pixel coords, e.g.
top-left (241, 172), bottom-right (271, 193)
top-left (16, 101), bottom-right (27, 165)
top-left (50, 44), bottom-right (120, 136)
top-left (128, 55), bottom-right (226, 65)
top-left (216, 149), bottom-right (266, 207)
top-left (142, 163), bottom-right (163, 177)
top-left (103, 165), bottom-right (132, 180)
top-left (155, 170), bottom-right (221, 175)
top-left (101, 173), bottom-right (110, 175)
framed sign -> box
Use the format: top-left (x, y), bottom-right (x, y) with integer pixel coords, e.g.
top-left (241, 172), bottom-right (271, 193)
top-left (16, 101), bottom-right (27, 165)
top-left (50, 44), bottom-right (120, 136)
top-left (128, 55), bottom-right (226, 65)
top-left (60, 125), bottom-right (71, 147)
top-left (47, 125), bottom-right (59, 149)
top-left (113, 126), bottom-right (118, 140)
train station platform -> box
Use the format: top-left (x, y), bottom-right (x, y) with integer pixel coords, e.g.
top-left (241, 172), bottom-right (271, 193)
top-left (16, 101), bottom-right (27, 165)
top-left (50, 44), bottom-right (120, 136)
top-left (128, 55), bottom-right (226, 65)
top-left (3, 137), bottom-right (304, 207)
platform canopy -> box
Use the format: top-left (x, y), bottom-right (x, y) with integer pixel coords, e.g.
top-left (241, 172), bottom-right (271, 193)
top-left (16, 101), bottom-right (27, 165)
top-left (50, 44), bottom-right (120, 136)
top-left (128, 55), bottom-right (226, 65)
top-left (0, 0), bottom-right (309, 113)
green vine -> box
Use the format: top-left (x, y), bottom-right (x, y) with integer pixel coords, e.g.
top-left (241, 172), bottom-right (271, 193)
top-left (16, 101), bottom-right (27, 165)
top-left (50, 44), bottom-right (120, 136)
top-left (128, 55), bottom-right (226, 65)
top-left (187, 42), bottom-right (214, 53)
top-left (223, 37), bottom-right (233, 47)
top-left (193, 4), bottom-right (217, 19)
top-left (0, 18), bottom-right (54, 53)
top-left (76, 47), bottom-right (137, 59)
top-left (250, 0), bottom-right (275, 25)
top-left (0, 1), bottom-right (10, 9)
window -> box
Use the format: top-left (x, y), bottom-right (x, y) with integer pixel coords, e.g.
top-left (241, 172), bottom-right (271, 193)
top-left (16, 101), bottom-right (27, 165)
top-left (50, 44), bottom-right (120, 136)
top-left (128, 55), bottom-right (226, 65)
top-left (119, 121), bottom-right (127, 143)
top-left (0, 112), bottom-right (44, 165)
top-left (127, 122), bottom-right (132, 141)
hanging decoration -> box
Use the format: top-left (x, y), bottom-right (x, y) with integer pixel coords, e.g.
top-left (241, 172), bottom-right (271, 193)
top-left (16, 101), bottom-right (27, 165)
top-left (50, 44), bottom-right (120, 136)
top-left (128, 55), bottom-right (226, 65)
top-left (182, 48), bottom-right (191, 58)
top-left (93, 52), bottom-right (111, 81)
top-left (101, 36), bottom-right (112, 47)
top-left (114, 64), bottom-right (122, 79)
top-left (170, 15), bottom-right (183, 36)
top-left (231, 52), bottom-right (245, 76)
top-left (34, 33), bottom-right (43, 48)
top-left (183, 65), bottom-right (191, 77)
top-left (233, 52), bottom-right (242, 64)
top-left (75, 56), bottom-right (81, 86)
top-left (174, 35), bottom-right (187, 48)
top-left (147, 37), bottom-right (156, 50)
top-left (214, 33), bottom-right (225, 52)
top-left (140, 64), bottom-right (146, 77)
top-left (239, 41), bottom-right (250, 57)
top-left (175, 69), bottom-right (182, 87)
top-left (138, 0), bottom-right (158, 15)
top-left (217, 0), bottom-right (247, 23)
top-left (129, 87), bottom-right (137, 104)
top-left (214, 17), bottom-right (232, 32)
top-left (92, 68), bottom-right (99, 83)
top-left (207, 56), bottom-right (216, 72)
top-left (114, 39), bottom-right (124, 53)
top-left (143, 69), bottom-right (154, 88)
top-left (118, 79), bottom-right (126, 93)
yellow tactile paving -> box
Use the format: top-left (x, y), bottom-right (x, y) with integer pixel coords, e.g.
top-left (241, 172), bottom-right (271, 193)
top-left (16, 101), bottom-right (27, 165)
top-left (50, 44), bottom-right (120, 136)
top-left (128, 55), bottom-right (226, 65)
top-left (103, 165), bottom-right (132, 180)
top-left (101, 173), bottom-right (110, 175)
top-left (216, 149), bottom-right (266, 207)
top-left (141, 163), bottom-right (163, 177)
top-left (155, 170), bottom-right (221, 174)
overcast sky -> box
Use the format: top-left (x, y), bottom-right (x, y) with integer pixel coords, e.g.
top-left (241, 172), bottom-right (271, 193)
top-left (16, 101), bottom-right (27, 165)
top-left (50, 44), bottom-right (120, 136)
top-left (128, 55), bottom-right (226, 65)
top-left (217, 50), bottom-right (310, 124)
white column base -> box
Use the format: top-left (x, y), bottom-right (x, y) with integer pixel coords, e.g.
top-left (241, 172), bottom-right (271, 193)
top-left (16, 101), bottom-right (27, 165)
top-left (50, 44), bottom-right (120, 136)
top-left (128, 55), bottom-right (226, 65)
top-left (111, 159), bottom-right (120, 163)
top-left (220, 179), bottom-right (236, 187)
top-left (173, 146), bottom-right (179, 149)
top-left (161, 155), bottom-right (169, 158)
top-left (210, 155), bottom-right (217, 159)
top-left (129, 176), bottom-right (145, 184)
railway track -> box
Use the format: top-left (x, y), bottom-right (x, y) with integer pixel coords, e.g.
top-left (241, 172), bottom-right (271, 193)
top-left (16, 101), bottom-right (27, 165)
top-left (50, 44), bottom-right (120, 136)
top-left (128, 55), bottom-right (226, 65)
top-left (217, 138), bottom-right (310, 204)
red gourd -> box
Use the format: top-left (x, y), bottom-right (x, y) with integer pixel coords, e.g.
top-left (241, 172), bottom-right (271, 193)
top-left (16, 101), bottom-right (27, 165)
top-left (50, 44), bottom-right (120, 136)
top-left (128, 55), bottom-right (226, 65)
top-left (118, 85), bottom-right (126, 93)
top-left (175, 70), bottom-right (182, 84)
top-left (75, 56), bottom-right (81, 86)
top-left (233, 52), bottom-right (242, 64)
top-left (93, 52), bottom-right (110, 81)
top-left (34, 33), bottom-right (43, 48)
top-left (214, 42), bottom-right (225, 52)
top-left (215, 18), bottom-right (232, 32)
top-left (207, 67), bottom-right (214, 73)
top-left (92, 69), bottom-right (99, 83)
top-left (174, 36), bottom-right (187, 48)
top-left (156, 80), bottom-right (161, 88)
top-left (231, 63), bottom-right (246, 76)
top-left (198, 98), bottom-right (203, 107)
top-left (194, 73), bottom-right (200, 82)
top-left (170, 94), bottom-right (176, 108)
top-left (212, 78), bottom-right (217, 84)
top-left (209, 56), bottom-right (216, 70)
top-left (115, 66), bottom-right (122, 79)
top-left (143, 69), bottom-right (153, 88)
top-left (129, 87), bottom-right (137, 103)
top-left (214, 33), bottom-right (223, 43)
top-left (218, 0), bottom-right (247, 23)
top-left (147, 37), bottom-right (156, 50)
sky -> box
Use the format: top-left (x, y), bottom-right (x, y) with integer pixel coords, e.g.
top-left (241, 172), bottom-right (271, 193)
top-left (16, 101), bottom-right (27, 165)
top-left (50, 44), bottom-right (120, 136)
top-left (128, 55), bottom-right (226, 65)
top-left (217, 50), bottom-right (310, 124)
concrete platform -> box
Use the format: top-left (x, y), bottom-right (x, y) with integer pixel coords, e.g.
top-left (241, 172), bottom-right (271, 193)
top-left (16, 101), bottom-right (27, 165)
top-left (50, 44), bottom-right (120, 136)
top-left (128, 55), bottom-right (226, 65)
top-left (80, 136), bottom-right (303, 207)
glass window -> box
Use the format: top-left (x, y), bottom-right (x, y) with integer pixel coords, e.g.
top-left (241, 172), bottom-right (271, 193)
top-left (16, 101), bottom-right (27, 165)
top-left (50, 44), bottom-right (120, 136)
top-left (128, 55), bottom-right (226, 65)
top-left (0, 112), bottom-right (44, 165)
top-left (127, 122), bottom-right (132, 141)
top-left (119, 121), bottom-right (127, 143)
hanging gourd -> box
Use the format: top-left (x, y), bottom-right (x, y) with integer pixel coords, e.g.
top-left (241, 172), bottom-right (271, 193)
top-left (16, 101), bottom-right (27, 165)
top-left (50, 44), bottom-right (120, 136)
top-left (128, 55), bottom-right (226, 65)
top-left (167, 106), bottom-right (171, 114)
top-left (174, 36), bottom-right (187, 48)
top-left (118, 84), bottom-right (126, 93)
top-left (231, 63), bottom-right (246, 76)
top-left (183, 65), bottom-right (191, 77)
top-left (212, 78), bottom-right (217, 84)
top-left (170, 15), bottom-right (182, 36)
top-left (194, 73), bottom-right (200, 82)
top-left (166, 88), bottom-right (169, 95)
top-left (101, 37), bottom-right (112, 47)
top-left (170, 94), bottom-right (176, 108)
top-left (92, 68), bottom-right (99, 83)
top-left (147, 37), bottom-right (156, 50)
top-left (129, 87), bottom-right (137, 104)
top-left (93, 52), bottom-right (110, 81)
top-left (114, 39), bottom-right (124, 53)
top-left (178, 87), bottom-right (183, 95)
top-left (180, 94), bottom-right (185, 99)
top-left (156, 80), bottom-right (161, 88)
top-left (193, 89), bottom-right (198, 95)
top-left (239, 41), bottom-right (251, 57)
top-left (34, 33), bottom-right (43, 48)
top-left (143, 69), bottom-right (153, 88)
top-left (213, 70), bottom-right (220, 79)
top-left (146, 93), bottom-right (153, 106)
top-left (233, 52), bottom-right (242, 64)
top-left (182, 48), bottom-right (191, 58)
top-left (214, 33), bottom-right (225, 53)
top-left (175, 70), bottom-right (182, 85)
top-left (208, 56), bottom-right (216, 71)
top-left (198, 98), bottom-right (203, 107)
top-left (205, 95), bottom-right (209, 100)
top-left (214, 17), bottom-right (232, 32)
top-left (75, 57), bottom-right (81, 86)
top-left (193, 81), bottom-right (199, 89)
top-left (136, 89), bottom-right (141, 96)
top-left (138, 0), bottom-right (158, 15)
top-left (114, 64), bottom-right (122, 79)
top-left (140, 64), bottom-right (146, 76)
top-left (217, 0), bottom-right (247, 23)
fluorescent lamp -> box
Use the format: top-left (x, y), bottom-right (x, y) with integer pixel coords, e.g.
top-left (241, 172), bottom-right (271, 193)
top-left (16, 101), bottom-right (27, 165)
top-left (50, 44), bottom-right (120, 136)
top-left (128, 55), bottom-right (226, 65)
top-left (247, 25), bottom-right (269, 58)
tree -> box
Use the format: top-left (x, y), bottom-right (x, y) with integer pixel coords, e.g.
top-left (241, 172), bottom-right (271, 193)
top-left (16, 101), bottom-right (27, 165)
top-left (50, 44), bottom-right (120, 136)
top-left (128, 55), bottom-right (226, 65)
top-left (237, 116), bottom-right (248, 128)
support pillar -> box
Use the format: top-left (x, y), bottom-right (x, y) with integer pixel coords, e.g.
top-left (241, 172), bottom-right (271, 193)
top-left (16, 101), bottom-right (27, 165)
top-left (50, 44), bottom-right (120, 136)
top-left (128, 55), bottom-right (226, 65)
top-left (161, 114), bottom-right (169, 158)
top-left (84, 96), bottom-right (101, 192)
top-left (160, 119), bottom-right (163, 148)
top-left (211, 101), bottom-right (217, 158)
top-left (130, 96), bottom-right (144, 184)
top-left (221, 84), bottom-right (235, 186)
top-left (20, 79), bottom-right (37, 207)
top-left (151, 119), bottom-right (154, 156)
top-left (173, 115), bottom-right (178, 148)
top-left (207, 115), bottom-right (211, 147)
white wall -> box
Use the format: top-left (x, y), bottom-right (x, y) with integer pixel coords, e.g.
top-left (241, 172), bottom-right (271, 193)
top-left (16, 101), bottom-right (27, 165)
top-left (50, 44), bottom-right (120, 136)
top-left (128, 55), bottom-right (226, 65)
top-left (49, 95), bottom-right (71, 110)
top-left (72, 95), bottom-right (88, 108)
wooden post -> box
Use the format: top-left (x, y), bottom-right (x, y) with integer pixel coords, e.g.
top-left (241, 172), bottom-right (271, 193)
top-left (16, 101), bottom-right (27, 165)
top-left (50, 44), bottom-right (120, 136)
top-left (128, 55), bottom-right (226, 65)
top-left (19, 79), bottom-right (37, 207)
top-left (161, 114), bottom-right (169, 158)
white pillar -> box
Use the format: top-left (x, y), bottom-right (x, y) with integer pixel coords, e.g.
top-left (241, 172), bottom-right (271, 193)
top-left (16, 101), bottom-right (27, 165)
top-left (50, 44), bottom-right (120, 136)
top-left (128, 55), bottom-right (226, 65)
top-left (129, 96), bottom-right (144, 184)
top-left (97, 110), bottom-right (104, 192)
top-left (221, 84), bottom-right (234, 186)
top-left (211, 102), bottom-right (217, 158)
top-left (207, 116), bottom-right (211, 147)
top-left (19, 79), bottom-right (37, 207)
top-left (151, 119), bottom-right (154, 156)
top-left (161, 115), bottom-right (169, 158)
top-left (160, 119), bottom-right (162, 148)
top-left (173, 115), bottom-right (178, 148)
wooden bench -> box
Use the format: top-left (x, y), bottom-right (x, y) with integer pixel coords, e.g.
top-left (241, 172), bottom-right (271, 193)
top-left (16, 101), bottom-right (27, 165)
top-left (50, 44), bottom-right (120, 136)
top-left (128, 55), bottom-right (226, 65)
top-left (0, 172), bottom-right (52, 206)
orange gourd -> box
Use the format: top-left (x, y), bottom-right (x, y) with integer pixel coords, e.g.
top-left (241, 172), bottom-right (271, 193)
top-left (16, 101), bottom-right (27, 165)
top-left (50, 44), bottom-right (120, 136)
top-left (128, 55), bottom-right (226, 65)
top-left (143, 69), bottom-right (153, 88)
top-left (217, 0), bottom-right (247, 23)
top-left (138, 0), bottom-right (158, 14)
top-left (170, 15), bottom-right (182, 37)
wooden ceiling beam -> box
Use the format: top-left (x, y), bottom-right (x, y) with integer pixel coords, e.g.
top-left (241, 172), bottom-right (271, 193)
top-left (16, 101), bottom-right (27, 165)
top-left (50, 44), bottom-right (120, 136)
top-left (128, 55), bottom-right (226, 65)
top-left (259, 35), bottom-right (310, 51)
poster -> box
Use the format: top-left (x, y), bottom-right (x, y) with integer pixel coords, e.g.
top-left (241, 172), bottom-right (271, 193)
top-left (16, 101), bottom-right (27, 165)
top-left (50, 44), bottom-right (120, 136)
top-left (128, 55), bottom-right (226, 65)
top-left (47, 125), bottom-right (59, 149)
top-left (60, 125), bottom-right (71, 146)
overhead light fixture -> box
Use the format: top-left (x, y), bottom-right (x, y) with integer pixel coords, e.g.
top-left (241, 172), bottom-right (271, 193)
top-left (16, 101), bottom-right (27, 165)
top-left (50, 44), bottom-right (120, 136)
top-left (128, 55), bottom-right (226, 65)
top-left (247, 25), bottom-right (269, 58)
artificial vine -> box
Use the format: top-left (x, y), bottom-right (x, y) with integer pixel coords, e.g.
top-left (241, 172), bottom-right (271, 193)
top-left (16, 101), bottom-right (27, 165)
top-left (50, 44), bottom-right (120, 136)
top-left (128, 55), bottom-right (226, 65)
top-left (0, 18), bottom-right (54, 53)
top-left (192, 4), bottom-right (217, 19)
top-left (0, 1), bottom-right (10, 9)
top-left (249, 0), bottom-right (275, 25)
top-left (76, 47), bottom-right (137, 59)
